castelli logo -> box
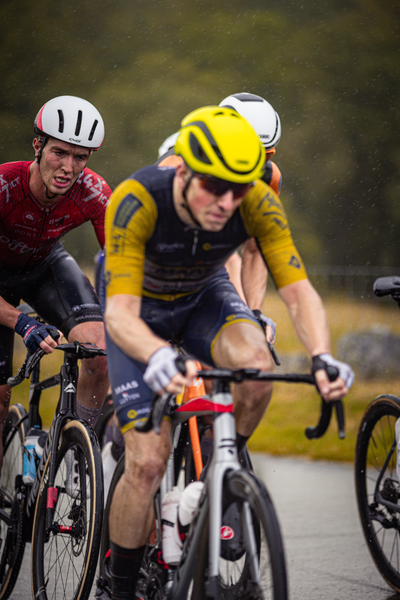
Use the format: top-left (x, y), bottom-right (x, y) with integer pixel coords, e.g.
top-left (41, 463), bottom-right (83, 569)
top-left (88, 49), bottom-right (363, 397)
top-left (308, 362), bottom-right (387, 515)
top-left (23, 212), bottom-right (36, 226)
top-left (220, 526), bottom-right (234, 540)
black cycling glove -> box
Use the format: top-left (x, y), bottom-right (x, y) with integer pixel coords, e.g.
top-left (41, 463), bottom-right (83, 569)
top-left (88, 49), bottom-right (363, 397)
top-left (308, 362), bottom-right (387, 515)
top-left (15, 313), bottom-right (59, 353)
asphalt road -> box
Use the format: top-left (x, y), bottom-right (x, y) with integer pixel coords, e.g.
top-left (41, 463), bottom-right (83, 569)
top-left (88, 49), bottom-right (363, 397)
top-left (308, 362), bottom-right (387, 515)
top-left (10, 454), bottom-right (400, 599)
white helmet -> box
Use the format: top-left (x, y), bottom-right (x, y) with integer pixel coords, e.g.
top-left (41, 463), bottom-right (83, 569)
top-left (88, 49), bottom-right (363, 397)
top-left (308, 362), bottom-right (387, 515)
top-left (157, 131), bottom-right (179, 158)
top-left (34, 95), bottom-right (105, 150)
top-left (219, 92), bottom-right (281, 151)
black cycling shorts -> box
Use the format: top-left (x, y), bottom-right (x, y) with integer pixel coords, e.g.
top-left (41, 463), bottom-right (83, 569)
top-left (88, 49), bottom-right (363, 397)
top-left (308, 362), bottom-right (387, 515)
top-left (101, 268), bottom-right (262, 433)
top-left (0, 242), bottom-right (103, 384)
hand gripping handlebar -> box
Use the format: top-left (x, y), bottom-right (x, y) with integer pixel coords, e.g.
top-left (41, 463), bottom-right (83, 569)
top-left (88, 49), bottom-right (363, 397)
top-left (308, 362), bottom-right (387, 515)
top-left (136, 360), bottom-right (345, 440)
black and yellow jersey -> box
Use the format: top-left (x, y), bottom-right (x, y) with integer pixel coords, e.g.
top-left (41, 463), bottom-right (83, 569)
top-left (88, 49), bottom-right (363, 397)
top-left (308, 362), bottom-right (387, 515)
top-left (105, 165), bottom-right (307, 301)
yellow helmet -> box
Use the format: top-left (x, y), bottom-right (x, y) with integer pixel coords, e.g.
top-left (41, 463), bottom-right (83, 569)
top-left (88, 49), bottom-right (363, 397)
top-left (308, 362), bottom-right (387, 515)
top-left (174, 106), bottom-right (265, 183)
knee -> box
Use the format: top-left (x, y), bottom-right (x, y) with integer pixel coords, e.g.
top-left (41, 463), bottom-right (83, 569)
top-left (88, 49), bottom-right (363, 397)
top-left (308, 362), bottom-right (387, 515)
top-left (229, 339), bottom-right (273, 372)
top-left (81, 354), bottom-right (108, 379)
top-left (125, 448), bottom-right (168, 494)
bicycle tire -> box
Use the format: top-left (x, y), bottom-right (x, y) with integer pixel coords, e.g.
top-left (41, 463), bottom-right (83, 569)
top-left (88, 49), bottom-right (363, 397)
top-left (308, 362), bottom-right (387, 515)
top-left (0, 405), bottom-right (27, 600)
top-left (97, 453), bottom-right (125, 596)
top-left (355, 394), bottom-right (400, 592)
top-left (191, 469), bottom-right (288, 600)
top-left (31, 420), bottom-right (104, 600)
top-left (94, 395), bottom-right (115, 450)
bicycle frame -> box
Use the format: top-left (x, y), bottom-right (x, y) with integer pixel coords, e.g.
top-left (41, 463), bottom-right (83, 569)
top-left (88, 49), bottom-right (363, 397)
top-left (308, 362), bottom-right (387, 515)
top-left (161, 379), bottom-right (260, 600)
top-left (8, 342), bottom-right (104, 537)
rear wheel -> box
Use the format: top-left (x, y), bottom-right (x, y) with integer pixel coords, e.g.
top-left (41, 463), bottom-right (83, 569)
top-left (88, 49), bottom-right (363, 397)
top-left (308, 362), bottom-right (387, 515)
top-left (0, 405), bottom-right (27, 600)
top-left (31, 420), bottom-right (103, 600)
top-left (355, 395), bottom-right (400, 592)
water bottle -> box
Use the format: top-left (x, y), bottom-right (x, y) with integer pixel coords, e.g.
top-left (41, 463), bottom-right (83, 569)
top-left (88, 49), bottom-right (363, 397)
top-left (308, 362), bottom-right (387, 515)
top-left (23, 426), bottom-right (44, 484)
top-left (161, 486), bottom-right (182, 566)
top-left (26, 430), bottom-right (47, 484)
top-left (161, 482), bottom-right (204, 566)
top-left (176, 481), bottom-right (204, 539)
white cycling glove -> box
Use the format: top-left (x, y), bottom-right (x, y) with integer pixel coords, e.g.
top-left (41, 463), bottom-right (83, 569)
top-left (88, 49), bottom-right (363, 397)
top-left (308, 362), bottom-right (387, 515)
top-left (312, 353), bottom-right (355, 389)
top-left (252, 310), bottom-right (277, 342)
top-left (143, 347), bottom-right (180, 393)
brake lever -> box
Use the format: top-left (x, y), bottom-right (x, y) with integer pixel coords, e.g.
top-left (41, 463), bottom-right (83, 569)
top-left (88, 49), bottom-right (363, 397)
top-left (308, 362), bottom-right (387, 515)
top-left (305, 365), bottom-right (345, 440)
top-left (134, 393), bottom-right (175, 435)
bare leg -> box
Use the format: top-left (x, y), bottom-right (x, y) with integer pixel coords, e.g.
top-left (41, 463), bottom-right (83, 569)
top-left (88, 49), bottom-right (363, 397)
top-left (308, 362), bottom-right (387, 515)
top-left (68, 321), bottom-right (109, 419)
top-left (109, 423), bottom-right (171, 548)
top-left (213, 322), bottom-right (274, 437)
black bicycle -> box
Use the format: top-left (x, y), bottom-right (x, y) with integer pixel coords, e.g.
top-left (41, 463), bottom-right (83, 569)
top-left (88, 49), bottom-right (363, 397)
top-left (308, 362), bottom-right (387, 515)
top-left (355, 276), bottom-right (400, 593)
top-left (97, 365), bottom-right (344, 600)
top-left (0, 306), bottom-right (105, 600)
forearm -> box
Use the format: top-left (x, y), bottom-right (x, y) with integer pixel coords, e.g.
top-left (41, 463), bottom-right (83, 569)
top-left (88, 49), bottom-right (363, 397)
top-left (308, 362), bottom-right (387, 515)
top-left (0, 296), bottom-right (20, 329)
top-left (104, 294), bottom-right (169, 364)
top-left (278, 279), bottom-right (331, 357)
top-left (241, 239), bottom-right (268, 311)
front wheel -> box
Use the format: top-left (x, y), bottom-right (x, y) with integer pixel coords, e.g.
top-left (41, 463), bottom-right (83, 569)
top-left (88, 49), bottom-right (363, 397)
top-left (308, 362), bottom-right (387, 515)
top-left (355, 395), bottom-right (400, 593)
top-left (31, 420), bottom-right (103, 600)
top-left (0, 405), bottom-right (27, 600)
top-left (183, 469), bottom-right (288, 600)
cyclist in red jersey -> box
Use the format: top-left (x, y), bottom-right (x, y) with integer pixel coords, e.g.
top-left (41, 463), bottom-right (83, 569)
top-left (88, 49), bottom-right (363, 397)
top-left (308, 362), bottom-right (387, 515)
top-left (0, 95), bottom-right (111, 469)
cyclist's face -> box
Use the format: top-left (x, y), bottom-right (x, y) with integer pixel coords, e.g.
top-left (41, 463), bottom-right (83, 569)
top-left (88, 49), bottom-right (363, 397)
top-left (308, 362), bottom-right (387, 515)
top-left (184, 173), bottom-right (244, 232)
top-left (33, 138), bottom-right (90, 200)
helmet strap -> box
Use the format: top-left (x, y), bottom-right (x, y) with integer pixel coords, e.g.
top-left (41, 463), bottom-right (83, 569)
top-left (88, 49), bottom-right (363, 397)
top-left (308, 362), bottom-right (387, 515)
top-left (36, 136), bottom-right (48, 165)
top-left (36, 137), bottom-right (57, 200)
top-left (180, 171), bottom-right (203, 229)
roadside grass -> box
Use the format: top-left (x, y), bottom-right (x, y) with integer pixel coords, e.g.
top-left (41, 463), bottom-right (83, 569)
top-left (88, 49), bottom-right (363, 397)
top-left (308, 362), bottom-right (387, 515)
top-left (248, 292), bottom-right (400, 463)
top-left (9, 292), bottom-right (400, 463)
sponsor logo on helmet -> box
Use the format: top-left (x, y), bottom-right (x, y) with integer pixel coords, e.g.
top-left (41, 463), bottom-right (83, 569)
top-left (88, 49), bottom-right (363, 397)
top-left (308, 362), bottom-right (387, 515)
top-left (69, 138), bottom-right (81, 143)
top-left (220, 526), bottom-right (234, 540)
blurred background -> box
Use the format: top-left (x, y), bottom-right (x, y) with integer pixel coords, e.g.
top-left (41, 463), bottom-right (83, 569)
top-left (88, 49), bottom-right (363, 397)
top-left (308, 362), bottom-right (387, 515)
top-left (1, 0), bottom-right (399, 296)
top-left (2, 0), bottom-right (400, 458)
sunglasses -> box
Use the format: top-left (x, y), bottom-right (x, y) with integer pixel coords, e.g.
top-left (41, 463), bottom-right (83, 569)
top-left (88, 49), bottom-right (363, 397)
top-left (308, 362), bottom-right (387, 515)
top-left (195, 173), bottom-right (253, 199)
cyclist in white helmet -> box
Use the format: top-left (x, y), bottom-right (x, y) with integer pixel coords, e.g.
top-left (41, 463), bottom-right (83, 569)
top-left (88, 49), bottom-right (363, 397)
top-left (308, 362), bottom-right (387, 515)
top-left (0, 96), bottom-right (111, 476)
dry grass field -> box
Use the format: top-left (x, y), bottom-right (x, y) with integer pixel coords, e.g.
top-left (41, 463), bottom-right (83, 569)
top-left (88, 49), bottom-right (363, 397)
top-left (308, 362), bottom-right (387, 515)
top-left (9, 291), bottom-right (400, 464)
top-left (249, 292), bottom-right (400, 462)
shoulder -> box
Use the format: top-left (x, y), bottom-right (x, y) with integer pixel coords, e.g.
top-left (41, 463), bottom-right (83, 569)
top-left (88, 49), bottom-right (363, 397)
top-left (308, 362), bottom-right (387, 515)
top-left (0, 161), bottom-right (31, 179)
top-left (75, 166), bottom-right (112, 199)
top-left (260, 161), bottom-right (282, 196)
top-left (240, 179), bottom-right (288, 231)
top-left (132, 164), bottom-right (175, 192)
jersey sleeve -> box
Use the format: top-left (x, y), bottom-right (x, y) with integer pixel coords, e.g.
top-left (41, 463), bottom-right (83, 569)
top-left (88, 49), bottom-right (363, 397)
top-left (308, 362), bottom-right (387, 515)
top-left (240, 180), bottom-right (308, 289)
top-left (269, 162), bottom-right (282, 196)
top-left (104, 178), bottom-right (158, 298)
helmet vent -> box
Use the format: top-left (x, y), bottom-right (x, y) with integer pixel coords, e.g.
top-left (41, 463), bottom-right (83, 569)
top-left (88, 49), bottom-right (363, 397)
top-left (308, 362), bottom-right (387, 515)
top-left (57, 110), bottom-right (64, 133)
top-left (88, 120), bottom-right (99, 141)
top-left (189, 132), bottom-right (212, 165)
top-left (75, 110), bottom-right (83, 136)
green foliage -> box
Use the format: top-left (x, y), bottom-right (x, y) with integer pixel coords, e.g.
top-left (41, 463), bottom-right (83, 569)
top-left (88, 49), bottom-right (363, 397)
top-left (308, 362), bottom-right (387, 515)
top-left (1, 0), bottom-right (399, 266)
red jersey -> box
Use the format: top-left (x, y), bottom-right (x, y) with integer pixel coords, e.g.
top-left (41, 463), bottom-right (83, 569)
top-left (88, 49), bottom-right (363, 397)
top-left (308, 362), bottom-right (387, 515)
top-left (0, 161), bottom-right (111, 268)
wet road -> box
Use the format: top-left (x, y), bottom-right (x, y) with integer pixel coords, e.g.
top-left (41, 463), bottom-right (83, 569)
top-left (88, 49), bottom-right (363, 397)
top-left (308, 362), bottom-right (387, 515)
top-left (11, 454), bottom-right (400, 599)
top-left (251, 454), bottom-right (399, 600)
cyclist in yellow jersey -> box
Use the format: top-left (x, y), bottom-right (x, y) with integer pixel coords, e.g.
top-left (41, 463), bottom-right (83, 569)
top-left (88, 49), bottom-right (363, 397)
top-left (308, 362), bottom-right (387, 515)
top-left (156, 92), bottom-right (282, 338)
top-left (102, 106), bottom-right (354, 599)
